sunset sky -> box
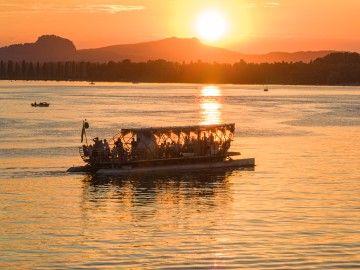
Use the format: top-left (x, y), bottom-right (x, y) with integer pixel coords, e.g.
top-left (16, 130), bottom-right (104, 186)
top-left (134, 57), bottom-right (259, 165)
top-left (1, 0), bottom-right (360, 53)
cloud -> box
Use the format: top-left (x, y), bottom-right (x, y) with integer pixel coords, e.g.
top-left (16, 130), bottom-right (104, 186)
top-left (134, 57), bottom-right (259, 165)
top-left (0, 4), bottom-right (145, 14)
top-left (73, 4), bottom-right (145, 14)
top-left (238, 3), bottom-right (257, 9)
top-left (238, 2), bottom-right (280, 9)
top-left (265, 2), bottom-right (280, 8)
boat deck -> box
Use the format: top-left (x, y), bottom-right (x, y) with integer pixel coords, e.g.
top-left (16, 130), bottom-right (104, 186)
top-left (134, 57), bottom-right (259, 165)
top-left (84, 151), bottom-right (241, 168)
top-left (96, 158), bottom-right (255, 175)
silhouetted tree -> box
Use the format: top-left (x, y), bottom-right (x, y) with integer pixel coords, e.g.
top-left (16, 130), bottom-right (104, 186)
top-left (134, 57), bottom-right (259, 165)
top-left (1, 52), bottom-right (360, 85)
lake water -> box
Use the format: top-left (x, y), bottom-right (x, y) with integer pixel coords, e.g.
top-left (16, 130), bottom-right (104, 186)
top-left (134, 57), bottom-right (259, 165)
top-left (0, 81), bottom-right (359, 269)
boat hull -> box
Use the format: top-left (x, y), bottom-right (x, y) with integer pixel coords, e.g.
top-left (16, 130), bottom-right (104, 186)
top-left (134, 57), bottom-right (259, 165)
top-left (67, 158), bottom-right (254, 174)
top-left (31, 104), bottom-right (49, 107)
top-left (66, 165), bottom-right (96, 173)
top-left (95, 158), bottom-right (255, 175)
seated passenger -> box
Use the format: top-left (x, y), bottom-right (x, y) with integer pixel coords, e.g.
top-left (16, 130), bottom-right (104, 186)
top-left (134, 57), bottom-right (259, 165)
top-left (168, 142), bottom-right (177, 157)
top-left (158, 143), bottom-right (165, 158)
top-left (88, 145), bottom-right (93, 158)
top-left (111, 146), bottom-right (118, 158)
top-left (165, 142), bottom-right (172, 158)
top-left (131, 138), bottom-right (138, 159)
top-left (82, 144), bottom-right (89, 156)
top-left (222, 140), bottom-right (231, 153)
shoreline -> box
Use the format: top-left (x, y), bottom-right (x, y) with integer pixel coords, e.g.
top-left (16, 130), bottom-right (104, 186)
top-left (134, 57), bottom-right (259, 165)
top-left (2, 79), bottom-right (360, 87)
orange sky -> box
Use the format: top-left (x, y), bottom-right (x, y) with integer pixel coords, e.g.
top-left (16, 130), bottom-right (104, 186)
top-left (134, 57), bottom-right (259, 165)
top-left (1, 0), bottom-right (360, 53)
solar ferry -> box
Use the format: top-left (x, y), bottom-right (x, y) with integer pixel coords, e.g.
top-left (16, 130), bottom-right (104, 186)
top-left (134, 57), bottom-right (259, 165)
top-left (67, 122), bottom-right (255, 174)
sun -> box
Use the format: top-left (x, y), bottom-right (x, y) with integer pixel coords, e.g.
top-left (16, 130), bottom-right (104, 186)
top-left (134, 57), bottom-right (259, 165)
top-left (195, 10), bottom-right (228, 42)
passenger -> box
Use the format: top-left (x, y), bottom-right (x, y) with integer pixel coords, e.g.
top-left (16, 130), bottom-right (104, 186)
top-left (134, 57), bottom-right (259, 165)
top-left (222, 140), bottom-right (231, 153)
top-left (182, 142), bottom-right (188, 153)
top-left (92, 137), bottom-right (100, 157)
top-left (172, 141), bottom-right (180, 157)
top-left (189, 137), bottom-right (196, 152)
top-left (210, 133), bottom-right (215, 144)
top-left (103, 139), bottom-right (110, 154)
top-left (113, 138), bottom-right (125, 159)
top-left (206, 136), bottom-right (211, 155)
top-left (96, 139), bottom-right (104, 157)
top-left (165, 142), bottom-right (171, 158)
top-left (171, 141), bottom-right (180, 157)
top-left (193, 138), bottom-right (200, 156)
top-left (114, 138), bottom-right (123, 148)
top-left (82, 144), bottom-right (89, 156)
top-left (136, 138), bottom-right (146, 160)
top-left (131, 137), bottom-right (138, 159)
top-left (200, 137), bottom-right (205, 155)
top-left (158, 143), bottom-right (165, 158)
top-left (119, 146), bottom-right (127, 160)
top-left (88, 145), bottom-right (93, 158)
top-left (92, 137), bottom-right (99, 148)
top-left (184, 136), bottom-right (190, 145)
top-left (210, 141), bottom-right (219, 155)
top-left (111, 146), bottom-right (118, 159)
top-left (168, 142), bottom-right (174, 157)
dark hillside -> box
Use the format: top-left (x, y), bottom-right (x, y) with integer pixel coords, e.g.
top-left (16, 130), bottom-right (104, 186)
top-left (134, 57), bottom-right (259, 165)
top-left (0, 35), bottom-right (77, 61)
top-left (0, 35), bottom-right (332, 64)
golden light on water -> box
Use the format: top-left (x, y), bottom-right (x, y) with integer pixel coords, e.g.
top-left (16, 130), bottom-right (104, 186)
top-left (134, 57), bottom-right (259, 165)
top-left (199, 85), bottom-right (222, 125)
top-left (201, 85), bottom-right (221, 96)
top-left (201, 102), bottom-right (221, 111)
top-left (2, 82), bottom-right (360, 269)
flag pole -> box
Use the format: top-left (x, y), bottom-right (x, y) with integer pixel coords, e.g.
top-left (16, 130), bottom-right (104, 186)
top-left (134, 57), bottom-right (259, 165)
top-left (84, 119), bottom-right (88, 146)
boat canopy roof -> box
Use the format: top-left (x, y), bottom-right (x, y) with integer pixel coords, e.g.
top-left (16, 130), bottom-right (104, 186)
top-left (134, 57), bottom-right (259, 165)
top-left (109, 123), bottom-right (236, 151)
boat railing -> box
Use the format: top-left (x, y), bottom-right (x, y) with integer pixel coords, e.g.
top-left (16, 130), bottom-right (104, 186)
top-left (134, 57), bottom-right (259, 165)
top-left (79, 147), bottom-right (113, 163)
top-left (79, 143), bottom-right (240, 167)
top-left (78, 147), bottom-right (89, 161)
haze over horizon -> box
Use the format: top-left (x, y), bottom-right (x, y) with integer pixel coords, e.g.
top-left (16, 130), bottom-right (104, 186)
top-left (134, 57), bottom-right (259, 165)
top-left (1, 0), bottom-right (360, 54)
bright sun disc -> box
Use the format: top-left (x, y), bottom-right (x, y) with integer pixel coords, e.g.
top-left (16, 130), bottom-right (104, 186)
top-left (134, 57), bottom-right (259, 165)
top-left (196, 10), bottom-right (228, 42)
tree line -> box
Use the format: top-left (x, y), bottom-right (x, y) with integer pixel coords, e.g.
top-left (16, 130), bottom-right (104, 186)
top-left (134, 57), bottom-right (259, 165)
top-left (1, 52), bottom-right (360, 85)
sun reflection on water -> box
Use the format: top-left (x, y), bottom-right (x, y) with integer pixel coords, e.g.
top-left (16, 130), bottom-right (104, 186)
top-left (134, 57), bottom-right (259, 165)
top-left (201, 85), bottom-right (221, 97)
top-left (199, 85), bottom-right (223, 125)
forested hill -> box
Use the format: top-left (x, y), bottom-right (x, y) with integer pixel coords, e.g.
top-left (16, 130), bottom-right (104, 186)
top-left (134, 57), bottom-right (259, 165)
top-left (1, 52), bottom-right (360, 85)
top-left (313, 52), bottom-right (360, 64)
top-left (0, 35), bottom-right (332, 64)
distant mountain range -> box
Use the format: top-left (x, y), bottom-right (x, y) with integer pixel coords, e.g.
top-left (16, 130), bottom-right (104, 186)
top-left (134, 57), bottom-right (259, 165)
top-left (0, 35), bottom-right (334, 64)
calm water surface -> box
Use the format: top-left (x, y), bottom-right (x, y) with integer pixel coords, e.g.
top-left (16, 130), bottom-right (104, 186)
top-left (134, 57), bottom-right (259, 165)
top-left (0, 81), bottom-right (359, 269)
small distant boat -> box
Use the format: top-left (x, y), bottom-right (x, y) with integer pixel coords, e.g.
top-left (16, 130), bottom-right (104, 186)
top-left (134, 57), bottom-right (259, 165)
top-left (89, 82), bottom-right (95, 85)
top-left (31, 102), bottom-right (49, 107)
top-left (264, 86), bottom-right (269, 92)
